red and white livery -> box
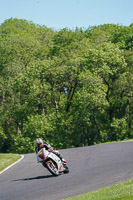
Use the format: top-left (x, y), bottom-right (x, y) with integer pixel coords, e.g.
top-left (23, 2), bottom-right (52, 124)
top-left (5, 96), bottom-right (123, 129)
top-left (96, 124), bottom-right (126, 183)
top-left (36, 147), bottom-right (69, 176)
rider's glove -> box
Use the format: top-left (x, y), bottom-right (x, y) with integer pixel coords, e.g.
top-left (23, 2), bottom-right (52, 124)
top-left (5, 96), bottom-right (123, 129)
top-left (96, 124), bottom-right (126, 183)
top-left (48, 147), bottom-right (54, 152)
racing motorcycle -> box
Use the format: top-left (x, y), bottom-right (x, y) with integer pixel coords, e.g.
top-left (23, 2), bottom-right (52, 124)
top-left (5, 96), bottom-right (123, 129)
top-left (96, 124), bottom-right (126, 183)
top-left (36, 148), bottom-right (69, 176)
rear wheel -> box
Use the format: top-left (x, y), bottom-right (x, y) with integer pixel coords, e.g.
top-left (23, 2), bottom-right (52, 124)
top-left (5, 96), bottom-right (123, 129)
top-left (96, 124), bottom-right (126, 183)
top-left (46, 162), bottom-right (59, 176)
top-left (64, 168), bottom-right (69, 173)
top-left (63, 165), bottom-right (69, 173)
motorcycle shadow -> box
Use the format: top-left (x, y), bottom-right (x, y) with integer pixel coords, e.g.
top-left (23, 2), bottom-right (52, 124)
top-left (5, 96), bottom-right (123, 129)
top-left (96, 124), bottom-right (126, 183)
top-left (12, 175), bottom-right (53, 181)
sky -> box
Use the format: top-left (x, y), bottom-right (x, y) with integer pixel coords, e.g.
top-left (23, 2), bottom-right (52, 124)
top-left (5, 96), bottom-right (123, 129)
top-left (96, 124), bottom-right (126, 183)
top-left (0, 0), bottom-right (133, 30)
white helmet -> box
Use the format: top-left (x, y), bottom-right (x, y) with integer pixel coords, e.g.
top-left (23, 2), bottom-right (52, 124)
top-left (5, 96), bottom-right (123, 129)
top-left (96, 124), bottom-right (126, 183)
top-left (36, 138), bottom-right (43, 147)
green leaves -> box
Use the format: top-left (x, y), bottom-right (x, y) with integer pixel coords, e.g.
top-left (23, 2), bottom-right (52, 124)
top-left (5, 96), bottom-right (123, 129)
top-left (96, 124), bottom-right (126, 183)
top-left (0, 19), bottom-right (133, 152)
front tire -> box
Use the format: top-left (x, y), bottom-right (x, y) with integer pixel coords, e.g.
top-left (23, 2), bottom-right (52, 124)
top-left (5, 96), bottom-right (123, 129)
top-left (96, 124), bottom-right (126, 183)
top-left (46, 162), bottom-right (59, 176)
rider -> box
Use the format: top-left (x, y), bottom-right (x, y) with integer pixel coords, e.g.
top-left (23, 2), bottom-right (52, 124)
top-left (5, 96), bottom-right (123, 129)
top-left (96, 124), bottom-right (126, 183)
top-left (35, 138), bottom-right (67, 166)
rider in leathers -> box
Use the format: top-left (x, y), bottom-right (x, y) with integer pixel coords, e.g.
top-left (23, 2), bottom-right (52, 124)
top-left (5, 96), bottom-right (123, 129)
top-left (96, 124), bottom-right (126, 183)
top-left (35, 138), bottom-right (67, 166)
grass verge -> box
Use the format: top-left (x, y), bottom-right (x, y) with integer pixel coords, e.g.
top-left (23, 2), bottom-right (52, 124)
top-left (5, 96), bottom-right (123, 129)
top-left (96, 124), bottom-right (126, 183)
top-left (0, 153), bottom-right (21, 172)
top-left (64, 179), bottom-right (133, 200)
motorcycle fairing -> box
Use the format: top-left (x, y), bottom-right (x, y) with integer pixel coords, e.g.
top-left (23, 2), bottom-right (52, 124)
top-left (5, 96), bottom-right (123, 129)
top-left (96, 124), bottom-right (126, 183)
top-left (37, 148), bottom-right (65, 172)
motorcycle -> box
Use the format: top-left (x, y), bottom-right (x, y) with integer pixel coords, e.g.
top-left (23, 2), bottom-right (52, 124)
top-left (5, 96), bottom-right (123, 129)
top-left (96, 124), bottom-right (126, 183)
top-left (36, 148), bottom-right (69, 176)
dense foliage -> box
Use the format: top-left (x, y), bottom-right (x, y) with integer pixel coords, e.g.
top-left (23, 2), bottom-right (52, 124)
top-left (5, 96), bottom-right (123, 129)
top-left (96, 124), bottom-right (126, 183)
top-left (0, 18), bottom-right (133, 153)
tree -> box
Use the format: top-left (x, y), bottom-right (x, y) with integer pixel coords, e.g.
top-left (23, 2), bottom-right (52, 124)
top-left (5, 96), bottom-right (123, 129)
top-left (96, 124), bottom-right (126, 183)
top-left (0, 19), bottom-right (133, 153)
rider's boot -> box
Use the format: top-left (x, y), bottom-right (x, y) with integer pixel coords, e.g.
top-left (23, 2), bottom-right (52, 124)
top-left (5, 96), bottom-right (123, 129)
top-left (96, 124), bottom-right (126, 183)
top-left (62, 158), bottom-right (68, 169)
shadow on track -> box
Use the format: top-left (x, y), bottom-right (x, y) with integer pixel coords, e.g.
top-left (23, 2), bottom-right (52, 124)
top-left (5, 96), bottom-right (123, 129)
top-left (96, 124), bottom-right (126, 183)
top-left (12, 175), bottom-right (53, 181)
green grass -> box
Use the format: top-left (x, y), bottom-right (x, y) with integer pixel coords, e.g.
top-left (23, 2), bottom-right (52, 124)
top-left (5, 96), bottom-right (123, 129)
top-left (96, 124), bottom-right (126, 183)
top-left (64, 179), bottom-right (133, 200)
top-left (0, 153), bottom-right (21, 172)
top-left (95, 139), bottom-right (133, 146)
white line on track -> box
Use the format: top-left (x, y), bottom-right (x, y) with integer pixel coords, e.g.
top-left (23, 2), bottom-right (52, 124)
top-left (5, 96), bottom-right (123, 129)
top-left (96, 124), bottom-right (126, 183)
top-left (0, 155), bottom-right (24, 175)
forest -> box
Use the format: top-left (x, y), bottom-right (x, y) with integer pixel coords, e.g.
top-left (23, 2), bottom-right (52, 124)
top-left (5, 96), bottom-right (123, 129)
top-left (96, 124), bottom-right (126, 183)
top-left (0, 18), bottom-right (133, 153)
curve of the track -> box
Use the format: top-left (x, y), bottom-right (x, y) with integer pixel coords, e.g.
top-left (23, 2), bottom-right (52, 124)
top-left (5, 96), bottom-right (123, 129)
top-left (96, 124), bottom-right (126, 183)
top-left (0, 141), bottom-right (133, 200)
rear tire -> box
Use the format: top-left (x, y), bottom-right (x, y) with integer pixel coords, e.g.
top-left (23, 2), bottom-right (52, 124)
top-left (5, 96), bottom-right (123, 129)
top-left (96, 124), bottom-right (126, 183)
top-left (46, 162), bottom-right (59, 176)
top-left (63, 166), bottom-right (69, 173)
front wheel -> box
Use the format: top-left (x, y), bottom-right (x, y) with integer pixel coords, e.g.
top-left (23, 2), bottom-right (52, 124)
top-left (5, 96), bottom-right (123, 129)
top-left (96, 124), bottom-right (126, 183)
top-left (46, 161), bottom-right (59, 176)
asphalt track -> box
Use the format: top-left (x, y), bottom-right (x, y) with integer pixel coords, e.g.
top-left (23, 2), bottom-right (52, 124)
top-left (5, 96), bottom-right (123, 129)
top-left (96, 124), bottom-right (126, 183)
top-left (0, 141), bottom-right (133, 200)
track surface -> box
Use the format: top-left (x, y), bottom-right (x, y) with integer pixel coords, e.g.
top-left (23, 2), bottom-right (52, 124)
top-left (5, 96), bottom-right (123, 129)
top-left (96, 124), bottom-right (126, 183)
top-left (0, 141), bottom-right (133, 200)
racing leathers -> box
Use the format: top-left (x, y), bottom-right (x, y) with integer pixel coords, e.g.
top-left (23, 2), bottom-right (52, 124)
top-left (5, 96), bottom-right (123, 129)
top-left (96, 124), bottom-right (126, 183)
top-left (35, 141), bottom-right (67, 164)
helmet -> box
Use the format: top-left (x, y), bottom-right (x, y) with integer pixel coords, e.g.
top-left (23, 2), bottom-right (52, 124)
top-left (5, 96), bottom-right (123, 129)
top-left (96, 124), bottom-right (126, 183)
top-left (36, 138), bottom-right (43, 147)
